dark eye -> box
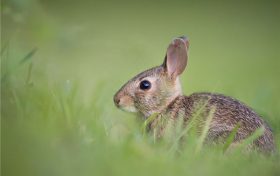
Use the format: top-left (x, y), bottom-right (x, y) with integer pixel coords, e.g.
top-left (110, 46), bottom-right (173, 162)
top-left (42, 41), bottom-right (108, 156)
top-left (139, 80), bottom-right (151, 90)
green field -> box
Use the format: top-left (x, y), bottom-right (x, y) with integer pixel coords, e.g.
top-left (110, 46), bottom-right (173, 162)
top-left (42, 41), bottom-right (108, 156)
top-left (2, 0), bottom-right (280, 175)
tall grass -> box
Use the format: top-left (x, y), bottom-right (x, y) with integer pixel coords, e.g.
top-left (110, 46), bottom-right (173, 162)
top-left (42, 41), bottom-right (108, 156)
top-left (2, 53), bottom-right (279, 175)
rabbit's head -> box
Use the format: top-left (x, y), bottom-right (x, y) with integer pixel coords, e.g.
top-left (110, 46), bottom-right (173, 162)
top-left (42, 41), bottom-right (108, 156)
top-left (114, 36), bottom-right (189, 117)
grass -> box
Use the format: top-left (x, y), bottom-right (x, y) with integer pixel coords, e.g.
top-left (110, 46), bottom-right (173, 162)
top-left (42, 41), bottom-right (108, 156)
top-left (2, 0), bottom-right (280, 176)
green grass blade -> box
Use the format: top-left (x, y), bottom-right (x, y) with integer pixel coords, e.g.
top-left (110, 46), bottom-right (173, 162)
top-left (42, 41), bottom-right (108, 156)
top-left (223, 122), bottom-right (241, 153)
top-left (19, 48), bottom-right (37, 65)
top-left (168, 98), bottom-right (211, 153)
top-left (238, 126), bottom-right (265, 151)
top-left (1, 48), bottom-right (37, 83)
top-left (141, 113), bottom-right (159, 135)
top-left (195, 106), bottom-right (216, 153)
top-left (174, 98), bottom-right (210, 141)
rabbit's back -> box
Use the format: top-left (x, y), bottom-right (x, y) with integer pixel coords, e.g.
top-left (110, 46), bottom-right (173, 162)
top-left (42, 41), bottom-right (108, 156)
top-left (172, 93), bottom-right (275, 152)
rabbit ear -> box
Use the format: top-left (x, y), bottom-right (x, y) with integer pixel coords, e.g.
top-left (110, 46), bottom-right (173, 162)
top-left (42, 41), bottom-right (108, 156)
top-left (162, 36), bottom-right (189, 78)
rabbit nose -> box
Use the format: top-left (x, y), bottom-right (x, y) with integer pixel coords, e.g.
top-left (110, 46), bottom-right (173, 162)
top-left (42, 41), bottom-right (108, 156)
top-left (114, 95), bottom-right (120, 107)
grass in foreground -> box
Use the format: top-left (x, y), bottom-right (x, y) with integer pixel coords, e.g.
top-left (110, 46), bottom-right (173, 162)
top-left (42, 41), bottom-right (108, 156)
top-left (1, 51), bottom-right (280, 176)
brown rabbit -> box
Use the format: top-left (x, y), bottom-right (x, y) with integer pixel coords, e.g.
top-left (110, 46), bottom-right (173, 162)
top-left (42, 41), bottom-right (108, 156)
top-left (114, 36), bottom-right (275, 153)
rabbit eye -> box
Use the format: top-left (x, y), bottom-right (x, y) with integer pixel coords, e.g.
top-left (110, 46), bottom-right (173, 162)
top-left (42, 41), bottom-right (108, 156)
top-left (139, 80), bottom-right (151, 90)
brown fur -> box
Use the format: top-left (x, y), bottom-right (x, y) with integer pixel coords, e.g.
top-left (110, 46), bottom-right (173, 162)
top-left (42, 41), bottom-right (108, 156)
top-left (160, 93), bottom-right (275, 152)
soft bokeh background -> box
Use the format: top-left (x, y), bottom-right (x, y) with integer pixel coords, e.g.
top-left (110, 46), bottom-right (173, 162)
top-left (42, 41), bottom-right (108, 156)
top-left (2, 0), bottom-right (280, 176)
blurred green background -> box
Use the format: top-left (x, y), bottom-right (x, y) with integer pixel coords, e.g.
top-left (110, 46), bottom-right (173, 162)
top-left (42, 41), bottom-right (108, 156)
top-left (1, 0), bottom-right (280, 176)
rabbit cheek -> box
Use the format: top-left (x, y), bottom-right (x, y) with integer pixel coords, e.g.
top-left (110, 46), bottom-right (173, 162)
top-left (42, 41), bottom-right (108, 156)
top-left (134, 91), bottom-right (162, 117)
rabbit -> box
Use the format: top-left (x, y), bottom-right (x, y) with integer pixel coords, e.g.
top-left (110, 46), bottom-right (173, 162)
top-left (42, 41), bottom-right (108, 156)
top-left (113, 36), bottom-right (275, 153)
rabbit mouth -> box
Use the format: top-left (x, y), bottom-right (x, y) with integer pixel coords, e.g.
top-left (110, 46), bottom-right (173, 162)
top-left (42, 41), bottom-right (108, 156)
top-left (119, 105), bottom-right (138, 113)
